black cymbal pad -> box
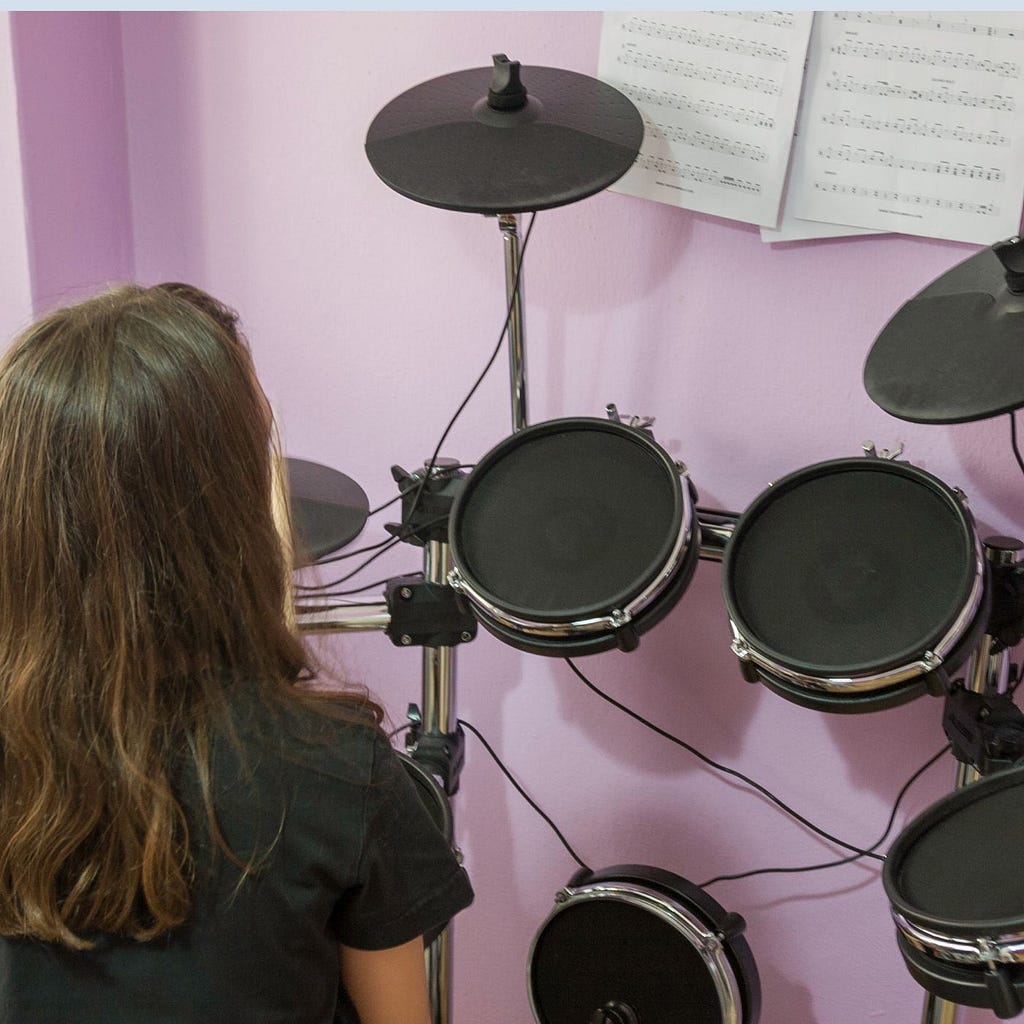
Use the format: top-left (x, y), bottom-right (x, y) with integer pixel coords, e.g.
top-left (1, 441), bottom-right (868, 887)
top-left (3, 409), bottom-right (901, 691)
top-left (286, 457), bottom-right (369, 566)
top-left (365, 62), bottom-right (643, 214)
top-left (865, 244), bottom-right (1024, 424)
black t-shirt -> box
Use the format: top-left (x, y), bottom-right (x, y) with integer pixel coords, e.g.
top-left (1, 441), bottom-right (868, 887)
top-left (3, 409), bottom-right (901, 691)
top-left (0, 694), bottom-right (473, 1023)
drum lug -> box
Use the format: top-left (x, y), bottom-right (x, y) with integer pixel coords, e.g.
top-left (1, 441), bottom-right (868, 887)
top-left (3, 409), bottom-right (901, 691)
top-left (446, 567), bottom-right (465, 593)
top-left (611, 609), bottom-right (640, 652)
top-left (862, 440), bottom-right (905, 461)
top-left (922, 650), bottom-right (941, 671)
top-left (984, 961), bottom-right (1023, 1019)
top-left (730, 640), bottom-right (761, 684)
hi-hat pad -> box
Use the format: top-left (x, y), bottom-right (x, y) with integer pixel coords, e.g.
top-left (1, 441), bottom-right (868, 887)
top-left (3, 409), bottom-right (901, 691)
top-left (286, 457), bottom-right (369, 566)
top-left (864, 236), bottom-right (1024, 424)
top-left (365, 54), bottom-right (644, 214)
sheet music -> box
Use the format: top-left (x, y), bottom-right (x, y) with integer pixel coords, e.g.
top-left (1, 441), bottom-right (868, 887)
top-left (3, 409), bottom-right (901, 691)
top-left (762, 15), bottom-right (883, 243)
top-left (598, 11), bottom-right (813, 227)
top-left (786, 11), bottom-right (1024, 245)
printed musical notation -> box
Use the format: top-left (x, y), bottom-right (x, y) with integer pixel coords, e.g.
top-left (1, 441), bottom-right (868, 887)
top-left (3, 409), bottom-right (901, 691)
top-left (829, 39), bottom-right (1019, 78)
top-left (776, 11), bottom-right (1024, 244)
top-left (832, 11), bottom-right (1023, 42)
top-left (620, 16), bottom-right (793, 63)
top-left (812, 181), bottom-right (998, 218)
top-left (818, 145), bottom-right (1004, 183)
top-left (649, 120), bottom-right (768, 164)
top-left (598, 11), bottom-right (812, 226)
top-left (824, 75), bottom-right (1014, 111)
top-left (617, 49), bottom-right (781, 97)
top-left (819, 110), bottom-right (1009, 148)
top-left (618, 83), bottom-right (775, 131)
top-left (634, 154), bottom-right (762, 194)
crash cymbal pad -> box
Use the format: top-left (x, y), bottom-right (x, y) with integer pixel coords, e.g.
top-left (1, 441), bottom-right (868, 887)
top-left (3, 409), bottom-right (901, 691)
top-left (865, 238), bottom-right (1024, 424)
top-left (365, 54), bottom-right (644, 214)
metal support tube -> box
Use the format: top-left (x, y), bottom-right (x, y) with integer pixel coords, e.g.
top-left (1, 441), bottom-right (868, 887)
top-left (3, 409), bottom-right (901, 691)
top-left (422, 539), bottom-right (456, 736)
top-left (421, 537), bottom-right (455, 1024)
top-left (499, 213), bottom-right (528, 432)
top-left (425, 928), bottom-right (452, 1024)
top-left (920, 993), bottom-right (961, 1024)
top-left (295, 602), bottom-right (390, 634)
top-left (696, 510), bottom-right (738, 562)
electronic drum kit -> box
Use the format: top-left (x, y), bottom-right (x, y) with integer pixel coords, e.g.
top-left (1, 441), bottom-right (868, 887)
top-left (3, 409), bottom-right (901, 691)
top-left (290, 56), bottom-right (1024, 1024)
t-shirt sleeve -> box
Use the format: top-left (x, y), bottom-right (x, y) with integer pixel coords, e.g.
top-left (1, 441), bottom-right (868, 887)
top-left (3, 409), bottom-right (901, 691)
top-left (331, 737), bottom-right (474, 950)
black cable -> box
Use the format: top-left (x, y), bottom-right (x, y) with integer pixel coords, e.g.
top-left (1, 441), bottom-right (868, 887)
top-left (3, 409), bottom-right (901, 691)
top-left (295, 515), bottom-right (447, 592)
top-left (294, 214), bottom-right (536, 599)
top-left (458, 717), bottom-right (591, 873)
top-left (1011, 412), bottom-right (1024, 479)
top-left (698, 743), bottom-right (951, 887)
top-left (565, 658), bottom-right (882, 860)
top-left (295, 575), bottom-right (411, 603)
top-left (294, 535), bottom-right (399, 585)
top-left (396, 213), bottom-right (537, 535)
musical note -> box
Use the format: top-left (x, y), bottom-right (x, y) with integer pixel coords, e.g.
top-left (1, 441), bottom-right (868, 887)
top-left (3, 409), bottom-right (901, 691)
top-left (717, 11), bottom-right (796, 31)
top-left (617, 49), bottom-right (781, 95)
top-left (829, 39), bottom-right (1018, 77)
top-left (635, 152), bottom-right (763, 193)
top-left (622, 16), bottom-right (790, 63)
top-left (831, 11), bottom-right (1023, 43)
top-left (824, 75), bottom-right (1015, 111)
top-left (619, 82), bottom-right (775, 130)
top-left (819, 110), bottom-right (1009, 147)
top-left (811, 180), bottom-right (998, 217)
top-left (646, 119), bottom-right (768, 163)
top-left (817, 145), bottom-right (1004, 182)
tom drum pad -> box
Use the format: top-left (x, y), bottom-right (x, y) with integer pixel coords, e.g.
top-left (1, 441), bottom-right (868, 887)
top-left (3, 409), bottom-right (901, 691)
top-left (883, 766), bottom-right (1024, 1018)
top-left (723, 458), bottom-right (986, 713)
top-left (448, 418), bottom-right (699, 656)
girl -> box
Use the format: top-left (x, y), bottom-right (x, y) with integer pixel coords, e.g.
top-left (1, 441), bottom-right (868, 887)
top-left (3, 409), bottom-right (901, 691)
top-left (0, 283), bottom-right (472, 1023)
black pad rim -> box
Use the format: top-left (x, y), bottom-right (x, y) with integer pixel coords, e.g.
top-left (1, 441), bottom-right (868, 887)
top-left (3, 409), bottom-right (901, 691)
top-left (449, 418), bottom-right (686, 624)
top-left (883, 766), bottom-right (1024, 937)
top-left (723, 458), bottom-right (979, 679)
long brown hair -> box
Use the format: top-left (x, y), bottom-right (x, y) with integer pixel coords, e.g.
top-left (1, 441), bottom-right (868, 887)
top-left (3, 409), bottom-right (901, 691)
top-left (0, 283), bottom-right (370, 948)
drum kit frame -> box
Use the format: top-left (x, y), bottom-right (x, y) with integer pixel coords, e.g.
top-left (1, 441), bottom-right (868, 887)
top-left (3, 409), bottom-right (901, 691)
top-left (292, 54), bottom-right (1024, 1024)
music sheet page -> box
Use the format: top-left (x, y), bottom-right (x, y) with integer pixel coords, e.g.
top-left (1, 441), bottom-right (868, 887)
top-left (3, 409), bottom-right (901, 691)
top-left (786, 12), bottom-right (1024, 245)
top-left (597, 12), bottom-right (813, 227)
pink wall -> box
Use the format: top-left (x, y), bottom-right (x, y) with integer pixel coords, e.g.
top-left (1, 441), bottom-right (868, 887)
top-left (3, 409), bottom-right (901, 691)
top-left (0, 16), bottom-right (32, 343)
top-left (14, 12), bottom-right (1024, 1023)
top-left (10, 12), bottom-right (133, 314)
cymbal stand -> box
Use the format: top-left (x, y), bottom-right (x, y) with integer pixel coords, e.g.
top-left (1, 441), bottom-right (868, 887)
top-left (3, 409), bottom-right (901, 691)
top-left (498, 213), bottom-right (528, 432)
top-left (924, 537), bottom-right (1024, 1024)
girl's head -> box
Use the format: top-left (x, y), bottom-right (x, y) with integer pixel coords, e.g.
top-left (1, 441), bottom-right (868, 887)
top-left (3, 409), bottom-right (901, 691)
top-left (0, 283), bottom-right (310, 946)
top-left (0, 282), bottom-right (302, 690)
